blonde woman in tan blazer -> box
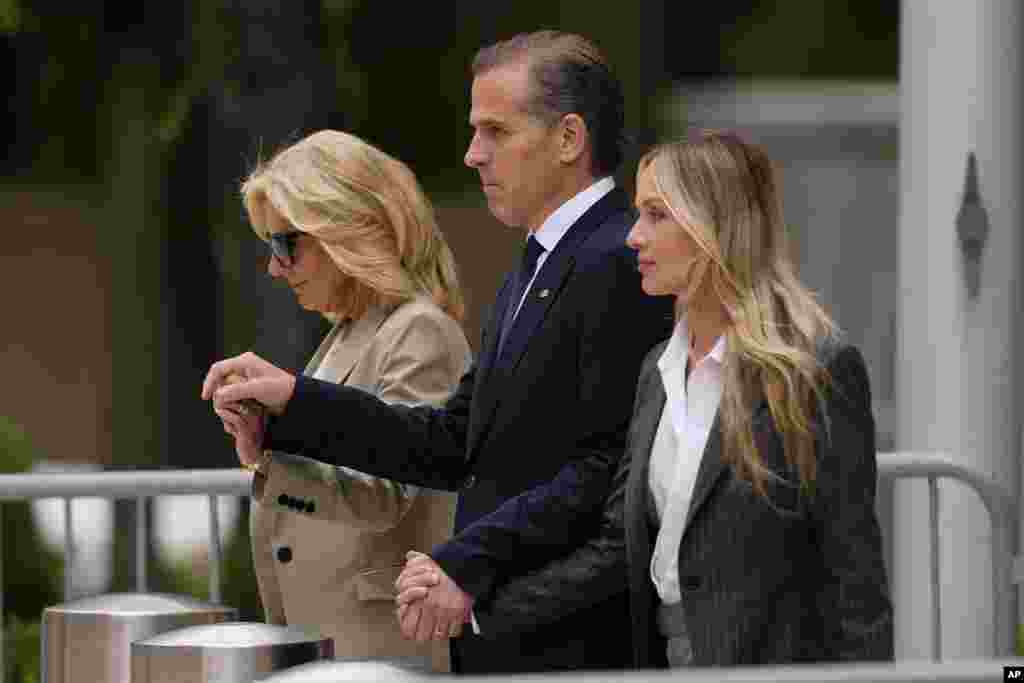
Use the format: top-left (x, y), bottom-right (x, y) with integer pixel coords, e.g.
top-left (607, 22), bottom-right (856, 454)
top-left (217, 130), bottom-right (471, 672)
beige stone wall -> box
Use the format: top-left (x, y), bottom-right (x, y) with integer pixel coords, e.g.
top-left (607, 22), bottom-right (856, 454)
top-left (0, 191), bottom-right (113, 465)
top-left (434, 202), bottom-right (522, 354)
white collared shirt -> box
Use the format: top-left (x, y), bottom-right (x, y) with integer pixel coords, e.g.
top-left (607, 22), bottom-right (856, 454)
top-left (649, 317), bottom-right (726, 604)
top-left (509, 176), bottom-right (615, 321)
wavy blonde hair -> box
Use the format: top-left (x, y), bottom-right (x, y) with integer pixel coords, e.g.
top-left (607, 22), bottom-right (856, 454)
top-left (640, 130), bottom-right (837, 496)
top-left (241, 130), bottom-right (465, 323)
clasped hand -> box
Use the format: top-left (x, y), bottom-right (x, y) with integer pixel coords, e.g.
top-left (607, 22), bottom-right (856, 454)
top-left (202, 352), bottom-right (298, 468)
top-left (394, 550), bottom-right (473, 641)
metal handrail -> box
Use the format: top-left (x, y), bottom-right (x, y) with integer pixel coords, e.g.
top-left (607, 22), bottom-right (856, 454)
top-left (0, 468), bottom-right (252, 500)
top-left (0, 468), bottom-right (253, 601)
top-left (0, 468), bottom-right (253, 679)
top-left (0, 454), bottom-right (1013, 678)
top-left (876, 451), bottom-right (1017, 659)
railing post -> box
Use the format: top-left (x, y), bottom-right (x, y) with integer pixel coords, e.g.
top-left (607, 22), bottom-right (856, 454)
top-left (989, 493), bottom-right (1015, 657)
top-left (0, 503), bottom-right (5, 681)
top-left (208, 495), bottom-right (222, 605)
top-left (63, 498), bottom-right (73, 600)
top-left (928, 476), bottom-right (941, 661)
top-left (136, 497), bottom-right (147, 593)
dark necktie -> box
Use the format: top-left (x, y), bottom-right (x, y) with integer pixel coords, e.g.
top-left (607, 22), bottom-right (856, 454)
top-left (497, 234), bottom-right (545, 356)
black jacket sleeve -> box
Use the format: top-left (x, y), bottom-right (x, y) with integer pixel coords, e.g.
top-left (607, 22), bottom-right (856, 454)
top-left (264, 363), bottom-right (476, 491)
top-left (810, 345), bottom-right (894, 661)
top-left (470, 432), bottom-right (632, 637)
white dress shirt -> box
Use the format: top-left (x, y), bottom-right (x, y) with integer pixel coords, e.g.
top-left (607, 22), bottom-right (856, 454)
top-left (649, 317), bottom-right (726, 605)
top-left (509, 176), bottom-right (615, 321)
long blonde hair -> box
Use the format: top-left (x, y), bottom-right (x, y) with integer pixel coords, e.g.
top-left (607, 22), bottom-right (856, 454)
top-left (241, 130), bottom-right (465, 323)
top-left (640, 131), bottom-right (837, 495)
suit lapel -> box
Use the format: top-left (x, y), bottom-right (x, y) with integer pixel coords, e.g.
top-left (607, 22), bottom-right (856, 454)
top-left (308, 305), bottom-right (391, 383)
top-left (681, 414), bottom-right (726, 539)
top-left (472, 275), bottom-right (515, 406)
top-left (494, 242), bottom-right (576, 375)
top-left (496, 188), bottom-right (630, 375)
top-left (468, 189), bottom-right (631, 455)
top-left (680, 397), bottom-right (770, 540)
top-left (625, 369), bottom-right (667, 542)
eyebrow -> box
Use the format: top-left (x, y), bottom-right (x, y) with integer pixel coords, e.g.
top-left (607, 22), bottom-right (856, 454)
top-left (635, 196), bottom-right (667, 210)
top-left (469, 114), bottom-right (507, 128)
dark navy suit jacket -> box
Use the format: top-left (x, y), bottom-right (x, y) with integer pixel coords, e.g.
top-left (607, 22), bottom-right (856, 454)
top-left (266, 188), bottom-right (674, 673)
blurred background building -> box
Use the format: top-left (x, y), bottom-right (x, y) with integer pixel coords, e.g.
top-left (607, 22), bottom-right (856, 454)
top-left (4, 0), bottom-right (1022, 676)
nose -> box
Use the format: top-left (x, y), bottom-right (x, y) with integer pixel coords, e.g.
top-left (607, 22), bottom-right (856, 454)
top-left (464, 131), bottom-right (486, 168)
top-left (626, 219), bottom-right (644, 251)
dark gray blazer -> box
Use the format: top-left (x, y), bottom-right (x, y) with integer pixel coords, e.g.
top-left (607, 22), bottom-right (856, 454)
top-left (474, 339), bottom-right (894, 668)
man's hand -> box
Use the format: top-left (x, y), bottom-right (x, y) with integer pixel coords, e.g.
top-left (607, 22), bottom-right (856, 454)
top-left (395, 551), bottom-right (472, 642)
top-left (202, 352), bottom-right (296, 416)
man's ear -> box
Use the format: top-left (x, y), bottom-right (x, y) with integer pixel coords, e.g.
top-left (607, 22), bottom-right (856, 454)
top-left (558, 113), bottom-right (588, 166)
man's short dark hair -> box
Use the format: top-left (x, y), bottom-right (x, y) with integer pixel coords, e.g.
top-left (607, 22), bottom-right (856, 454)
top-left (472, 31), bottom-right (627, 177)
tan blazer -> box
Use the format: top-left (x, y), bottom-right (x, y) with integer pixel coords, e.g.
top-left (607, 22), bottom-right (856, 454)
top-left (250, 297), bottom-right (471, 671)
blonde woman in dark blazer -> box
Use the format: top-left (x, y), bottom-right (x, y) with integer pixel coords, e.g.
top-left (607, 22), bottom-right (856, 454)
top-left (401, 130), bottom-right (893, 667)
top-left (217, 130), bottom-right (470, 672)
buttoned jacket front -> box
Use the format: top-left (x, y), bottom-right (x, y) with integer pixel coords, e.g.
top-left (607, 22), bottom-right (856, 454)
top-left (250, 297), bottom-right (470, 671)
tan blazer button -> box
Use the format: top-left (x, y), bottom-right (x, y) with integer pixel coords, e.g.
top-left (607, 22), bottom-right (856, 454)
top-left (276, 546), bottom-right (293, 563)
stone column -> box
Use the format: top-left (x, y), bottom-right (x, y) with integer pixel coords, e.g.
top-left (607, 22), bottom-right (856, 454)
top-left (894, 0), bottom-right (1022, 659)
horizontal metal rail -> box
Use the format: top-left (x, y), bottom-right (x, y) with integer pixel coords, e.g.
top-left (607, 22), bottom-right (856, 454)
top-left (0, 468), bottom-right (252, 500)
top-left (0, 455), bottom-right (1013, 680)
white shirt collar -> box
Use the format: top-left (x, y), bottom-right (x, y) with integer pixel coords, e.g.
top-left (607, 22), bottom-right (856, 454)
top-left (531, 176), bottom-right (615, 253)
top-left (658, 315), bottom-right (727, 375)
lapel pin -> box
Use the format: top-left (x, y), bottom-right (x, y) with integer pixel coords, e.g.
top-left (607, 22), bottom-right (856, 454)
top-left (538, 289), bottom-right (550, 299)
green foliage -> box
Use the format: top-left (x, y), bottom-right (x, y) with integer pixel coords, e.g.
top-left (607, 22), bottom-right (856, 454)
top-left (721, 0), bottom-right (899, 80)
top-left (0, 417), bottom-right (61, 681)
top-left (5, 616), bottom-right (40, 683)
top-left (0, 0), bottom-right (21, 34)
top-left (0, 415), bottom-right (35, 474)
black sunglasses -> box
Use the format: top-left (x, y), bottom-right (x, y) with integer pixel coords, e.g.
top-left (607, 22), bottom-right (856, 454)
top-left (268, 230), bottom-right (302, 267)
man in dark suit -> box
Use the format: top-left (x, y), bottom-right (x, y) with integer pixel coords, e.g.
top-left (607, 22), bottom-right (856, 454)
top-left (205, 30), bottom-right (673, 674)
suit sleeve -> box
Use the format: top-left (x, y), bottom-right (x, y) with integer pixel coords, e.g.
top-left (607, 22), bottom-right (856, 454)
top-left (470, 433), bottom-right (632, 636)
top-left (265, 315), bottom-right (475, 492)
top-left (810, 345), bottom-right (894, 661)
top-left (431, 248), bottom-right (672, 601)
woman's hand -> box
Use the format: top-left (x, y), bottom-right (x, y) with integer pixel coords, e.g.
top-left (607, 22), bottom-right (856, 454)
top-left (215, 401), bottom-right (267, 469)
